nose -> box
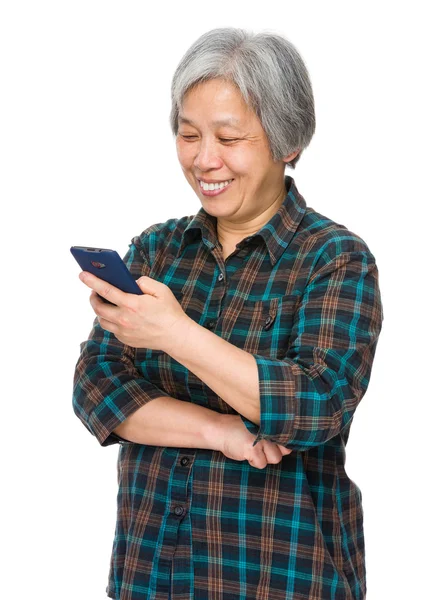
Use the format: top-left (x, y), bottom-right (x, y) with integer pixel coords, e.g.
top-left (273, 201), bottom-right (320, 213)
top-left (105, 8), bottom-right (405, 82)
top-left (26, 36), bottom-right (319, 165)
top-left (193, 137), bottom-right (223, 172)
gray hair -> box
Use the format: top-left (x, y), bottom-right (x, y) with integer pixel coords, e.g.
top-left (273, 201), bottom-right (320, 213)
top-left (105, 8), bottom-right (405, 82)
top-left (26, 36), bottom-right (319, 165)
top-left (169, 28), bottom-right (316, 169)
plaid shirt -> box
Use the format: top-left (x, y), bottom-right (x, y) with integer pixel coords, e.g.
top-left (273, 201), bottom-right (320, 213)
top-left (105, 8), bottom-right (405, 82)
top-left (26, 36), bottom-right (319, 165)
top-left (73, 175), bottom-right (383, 600)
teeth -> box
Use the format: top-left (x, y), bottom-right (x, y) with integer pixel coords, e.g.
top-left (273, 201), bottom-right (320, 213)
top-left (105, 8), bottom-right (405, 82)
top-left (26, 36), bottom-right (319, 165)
top-left (200, 179), bottom-right (233, 191)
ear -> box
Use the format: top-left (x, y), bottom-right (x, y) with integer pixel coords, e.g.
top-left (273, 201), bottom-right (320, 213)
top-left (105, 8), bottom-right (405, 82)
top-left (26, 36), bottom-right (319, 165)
top-left (282, 149), bottom-right (300, 163)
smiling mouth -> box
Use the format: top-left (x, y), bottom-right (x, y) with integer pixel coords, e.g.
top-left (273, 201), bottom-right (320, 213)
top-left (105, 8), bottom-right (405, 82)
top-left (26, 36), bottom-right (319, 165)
top-left (198, 178), bottom-right (234, 191)
top-left (197, 178), bottom-right (234, 197)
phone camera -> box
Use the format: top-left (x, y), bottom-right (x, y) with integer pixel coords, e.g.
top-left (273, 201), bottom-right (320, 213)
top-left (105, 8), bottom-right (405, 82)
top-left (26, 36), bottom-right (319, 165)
top-left (91, 261), bottom-right (106, 269)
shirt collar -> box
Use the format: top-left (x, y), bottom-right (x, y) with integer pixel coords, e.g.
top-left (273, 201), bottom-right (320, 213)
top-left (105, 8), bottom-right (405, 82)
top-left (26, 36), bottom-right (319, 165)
top-left (176, 175), bottom-right (307, 266)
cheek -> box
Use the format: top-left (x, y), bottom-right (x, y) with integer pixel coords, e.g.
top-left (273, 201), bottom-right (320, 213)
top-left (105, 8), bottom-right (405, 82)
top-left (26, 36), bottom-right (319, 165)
top-left (225, 147), bottom-right (254, 175)
top-left (176, 140), bottom-right (193, 167)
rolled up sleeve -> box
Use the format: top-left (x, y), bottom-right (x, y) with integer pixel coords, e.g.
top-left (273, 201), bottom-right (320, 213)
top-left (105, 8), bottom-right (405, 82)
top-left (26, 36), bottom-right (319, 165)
top-left (241, 249), bottom-right (384, 451)
top-left (72, 236), bottom-right (171, 447)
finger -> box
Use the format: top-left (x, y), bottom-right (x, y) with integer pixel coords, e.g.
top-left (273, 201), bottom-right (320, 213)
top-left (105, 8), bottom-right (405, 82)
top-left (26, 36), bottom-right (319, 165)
top-left (248, 456), bottom-right (267, 470)
top-left (97, 315), bottom-right (118, 335)
top-left (250, 443), bottom-right (269, 469)
top-left (261, 441), bottom-right (282, 465)
top-left (90, 291), bottom-right (121, 323)
top-left (79, 271), bottom-right (127, 307)
top-left (277, 445), bottom-right (292, 455)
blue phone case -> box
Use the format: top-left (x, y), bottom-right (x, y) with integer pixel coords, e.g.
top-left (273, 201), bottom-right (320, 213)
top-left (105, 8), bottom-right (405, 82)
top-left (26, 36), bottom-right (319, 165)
top-left (70, 246), bottom-right (143, 295)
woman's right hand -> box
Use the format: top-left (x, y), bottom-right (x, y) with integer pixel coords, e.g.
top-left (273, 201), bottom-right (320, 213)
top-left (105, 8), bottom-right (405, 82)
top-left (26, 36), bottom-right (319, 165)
top-left (215, 414), bottom-right (292, 469)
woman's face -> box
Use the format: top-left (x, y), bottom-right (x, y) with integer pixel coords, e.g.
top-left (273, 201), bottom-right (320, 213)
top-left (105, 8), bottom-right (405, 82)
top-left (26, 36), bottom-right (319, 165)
top-left (176, 78), bottom-right (297, 224)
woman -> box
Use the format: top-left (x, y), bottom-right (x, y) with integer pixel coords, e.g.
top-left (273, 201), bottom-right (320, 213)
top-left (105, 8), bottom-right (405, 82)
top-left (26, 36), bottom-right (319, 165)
top-left (73, 27), bottom-right (383, 600)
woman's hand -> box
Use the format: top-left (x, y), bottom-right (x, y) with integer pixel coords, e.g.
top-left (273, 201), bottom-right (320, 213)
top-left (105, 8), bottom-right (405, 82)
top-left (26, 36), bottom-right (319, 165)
top-left (214, 414), bottom-right (292, 469)
top-left (78, 272), bottom-right (191, 352)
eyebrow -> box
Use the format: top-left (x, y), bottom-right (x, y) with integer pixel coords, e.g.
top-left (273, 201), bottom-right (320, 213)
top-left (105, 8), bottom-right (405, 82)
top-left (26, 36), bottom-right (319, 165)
top-left (178, 116), bottom-right (242, 129)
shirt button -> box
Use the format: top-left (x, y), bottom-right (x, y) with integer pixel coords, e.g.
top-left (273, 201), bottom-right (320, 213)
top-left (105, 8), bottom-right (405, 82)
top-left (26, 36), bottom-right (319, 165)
top-left (218, 273), bottom-right (224, 281)
top-left (264, 315), bottom-right (274, 330)
top-left (174, 505), bottom-right (185, 516)
top-left (206, 320), bottom-right (217, 330)
top-left (180, 457), bottom-right (190, 467)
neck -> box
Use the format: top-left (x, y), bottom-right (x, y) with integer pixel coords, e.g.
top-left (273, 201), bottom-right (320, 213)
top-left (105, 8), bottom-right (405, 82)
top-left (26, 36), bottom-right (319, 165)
top-left (217, 183), bottom-right (287, 245)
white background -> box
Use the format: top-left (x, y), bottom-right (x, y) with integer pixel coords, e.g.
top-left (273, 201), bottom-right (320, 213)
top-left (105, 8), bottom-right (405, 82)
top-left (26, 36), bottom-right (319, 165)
top-left (1, 1), bottom-right (435, 599)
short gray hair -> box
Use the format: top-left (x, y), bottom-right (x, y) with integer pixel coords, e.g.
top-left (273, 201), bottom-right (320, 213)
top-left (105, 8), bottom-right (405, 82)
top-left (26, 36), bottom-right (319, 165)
top-left (169, 28), bottom-right (316, 169)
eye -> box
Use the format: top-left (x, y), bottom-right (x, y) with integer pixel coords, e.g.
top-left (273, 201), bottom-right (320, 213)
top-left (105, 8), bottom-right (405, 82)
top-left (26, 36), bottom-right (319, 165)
top-left (178, 135), bottom-right (239, 143)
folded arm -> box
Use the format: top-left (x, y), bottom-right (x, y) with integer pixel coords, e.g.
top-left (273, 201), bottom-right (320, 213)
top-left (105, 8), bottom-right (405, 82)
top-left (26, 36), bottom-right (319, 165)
top-left (240, 248), bottom-right (384, 451)
top-left (73, 314), bottom-right (172, 446)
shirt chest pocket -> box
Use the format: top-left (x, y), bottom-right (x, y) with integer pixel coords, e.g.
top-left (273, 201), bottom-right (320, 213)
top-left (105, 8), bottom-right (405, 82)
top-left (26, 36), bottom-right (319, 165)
top-left (227, 294), bottom-right (301, 359)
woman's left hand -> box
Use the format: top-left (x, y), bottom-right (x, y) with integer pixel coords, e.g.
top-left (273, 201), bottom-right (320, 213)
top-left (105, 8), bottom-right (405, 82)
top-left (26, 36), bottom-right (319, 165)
top-left (78, 271), bottom-right (191, 353)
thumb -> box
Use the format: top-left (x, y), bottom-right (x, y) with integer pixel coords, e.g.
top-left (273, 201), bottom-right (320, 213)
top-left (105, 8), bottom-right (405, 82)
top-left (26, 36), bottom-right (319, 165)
top-left (135, 275), bottom-right (160, 295)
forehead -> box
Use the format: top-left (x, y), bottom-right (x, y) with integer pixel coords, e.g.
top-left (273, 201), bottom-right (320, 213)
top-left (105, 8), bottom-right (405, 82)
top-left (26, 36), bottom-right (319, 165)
top-left (178, 116), bottom-right (242, 128)
top-left (178, 80), bottom-right (253, 128)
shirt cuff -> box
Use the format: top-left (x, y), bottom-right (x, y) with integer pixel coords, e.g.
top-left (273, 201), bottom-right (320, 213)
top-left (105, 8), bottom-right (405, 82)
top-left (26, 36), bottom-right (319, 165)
top-left (240, 353), bottom-right (295, 448)
top-left (240, 410), bottom-right (264, 447)
top-left (87, 380), bottom-right (171, 447)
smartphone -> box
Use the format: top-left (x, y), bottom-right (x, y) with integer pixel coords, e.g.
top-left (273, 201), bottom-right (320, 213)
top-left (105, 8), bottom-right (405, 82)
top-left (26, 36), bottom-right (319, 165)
top-left (70, 246), bottom-right (143, 303)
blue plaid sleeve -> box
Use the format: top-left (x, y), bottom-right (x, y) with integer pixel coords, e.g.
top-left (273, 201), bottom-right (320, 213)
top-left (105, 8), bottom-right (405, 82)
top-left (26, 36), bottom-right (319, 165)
top-left (72, 238), bottom-right (171, 447)
top-left (241, 249), bottom-right (383, 451)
